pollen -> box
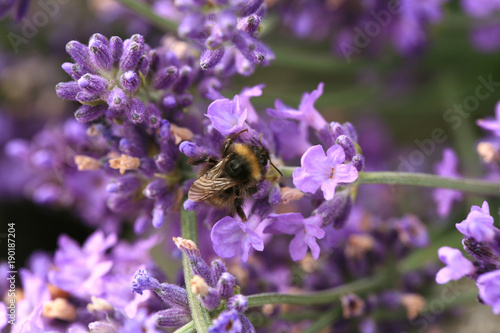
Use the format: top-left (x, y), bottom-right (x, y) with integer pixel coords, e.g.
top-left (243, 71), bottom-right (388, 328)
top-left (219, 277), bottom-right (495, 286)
top-left (74, 155), bottom-right (101, 171)
top-left (87, 296), bottom-right (114, 312)
top-left (330, 167), bottom-right (335, 179)
top-left (109, 154), bottom-right (140, 175)
top-left (477, 142), bottom-right (499, 163)
top-left (190, 275), bottom-right (209, 296)
top-left (42, 298), bottom-right (77, 321)
top-left (170, 124), bottom-right (194, 144)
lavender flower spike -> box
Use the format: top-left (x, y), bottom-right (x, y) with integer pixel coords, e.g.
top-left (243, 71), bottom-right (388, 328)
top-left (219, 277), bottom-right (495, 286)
top-left (435, 247), bottom-right (475, 284)
top-left (456, 201), bottom-right (496, 242)
top-left (293, 144), bottom-right (358, 200)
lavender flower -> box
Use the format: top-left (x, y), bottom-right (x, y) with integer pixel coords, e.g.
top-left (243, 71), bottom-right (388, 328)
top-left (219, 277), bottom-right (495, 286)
top-left (209, 309), bottom-right (242, 333)
top-left (456, 201), bottom-right (497, 242)
top-left (206, 95), bottom-right (248, 135)
top-left (210, 215), bottom-right (264, 262)
top-left (433, 148), bottom-right (463, 217)
top-left (477, 269), bottom-right (500, 314)
top-left (264, 213), bottom-right (325, 261)
top-left (293, 144), bottom-right (359, 200)
top-left (435, 246), bottom-right (475, 284)
top-left (267, 83), bottom-right (327, 131)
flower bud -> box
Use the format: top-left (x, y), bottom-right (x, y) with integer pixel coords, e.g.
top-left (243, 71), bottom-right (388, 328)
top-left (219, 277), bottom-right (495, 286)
top-left (120, 71), bottom-right (140, 94)
top-left (66, 40), bottom-right (95, 74)
top-left (131, 269), bottom-right (161, 295)
top-left (200, 48), bottom-right (225, 70)
top-left (89, 36), bottom-right (112, 71)
top-left (211, 259), bottom-right (228, 283)
top-left (126, 98), bottom-right (146, 124)
top-left (156, 308), bottom-right (191, 328)
top-left (137, 55), bottom-right (149, 77)
top-left (56, 81), bottom-right (80, 101)
top-left (173, 65), bottom-right (193, 93)
top-left (143, 178), bottom-right (168, 199)
top-left (145, 103), bottom-right (161, 128)
top-left (120, 41), bottom-right (143, 72)
top-left (352, 154), bottom-right (365, 172)
top-left (74, 104), bottom-right (107, 123)
top-left (216, 272), bottom-right (236, 299)
top-left (106, 175), bottom-right (141, 194)
top-left (110, 36), bottom-right (123, 67)
top-left (238, 14), bottom-right (261, 36)
top-left (314, 192), bottom-right (352, 229)
top-left (152, 66), bottom-right (179, 89)
top-left (106, 86), bottom-right (127, 111)
top-left (336, 135), bottom-right (356, 161)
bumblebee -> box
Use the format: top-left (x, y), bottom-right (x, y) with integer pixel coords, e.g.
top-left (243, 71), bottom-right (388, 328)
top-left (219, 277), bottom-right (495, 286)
top-left (187, 129), bottom-right (282, 221)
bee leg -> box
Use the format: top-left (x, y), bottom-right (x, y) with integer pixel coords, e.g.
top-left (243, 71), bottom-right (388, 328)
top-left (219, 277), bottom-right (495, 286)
top-left (234, 188), bottom-right (247, 221)
top-left (223, 129), bottom-right (249, 155)
top-left (235, 202), bottom-right (247, 221)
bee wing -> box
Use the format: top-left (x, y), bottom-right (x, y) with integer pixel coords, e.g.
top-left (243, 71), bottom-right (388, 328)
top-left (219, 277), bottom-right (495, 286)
top-left (188, 161), bottom-right (240, 202)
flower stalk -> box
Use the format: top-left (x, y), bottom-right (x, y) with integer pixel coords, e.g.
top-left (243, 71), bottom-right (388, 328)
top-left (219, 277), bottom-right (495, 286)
top-left (180, 203), bottom-right (211, 333)
top-left (279, 167), bottom-right (500, 196)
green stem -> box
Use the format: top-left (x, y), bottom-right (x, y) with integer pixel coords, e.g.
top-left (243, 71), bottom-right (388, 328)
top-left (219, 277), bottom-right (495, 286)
top-left (279, 167), bottom-right (500, 196)
top-left (247, 272), bottom-right (386, 307)
top-left (357, 171), bottom-right (500, 196)
top-left (180, 203), bottom-right (211, 333)
top-left (114, 0), bottom-right (178, 32)
top-left (174, 321), bottom-right (195, 333)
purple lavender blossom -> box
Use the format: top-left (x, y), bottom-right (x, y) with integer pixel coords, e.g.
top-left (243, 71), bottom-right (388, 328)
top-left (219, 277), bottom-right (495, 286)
top-left (433, 148), bottom-right (463, 217)
top-left (293, 144), bottom-right (358, 200)
top-left (456, 201), bottom-right (497, 242)
top-left (267, 83), bottom-right (327, 131)
top-left (477, 269), bottom-right (500, 314)
top-left (210, 215), bottom-right (264, 262)
top-left (48, 231), bottom-right (117, 298)
top-left (436, 246), bottom-right (475, 284)
top-left (206, 95), bottom-right (248, 135)
top-left (477, 101), bottom-right (500, 136)
top-left (209, 309), bottom-right (242, 333)
top-left (264, 213), bottom-right (325, 261)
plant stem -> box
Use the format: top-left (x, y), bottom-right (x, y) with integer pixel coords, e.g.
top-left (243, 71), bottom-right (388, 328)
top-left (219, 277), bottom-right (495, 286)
top-left (114, 0), bottom-right (178, 32)
top-left (357, 172), bottom-right (500, 196)
top-left (174, 321), bottom-right (195, 333)
top-left (180, 203), bottom-right (211, 333)
top-left (279, 167), bottom-right (500, 196)
top-left (247, 271), bottom-right (386, 307)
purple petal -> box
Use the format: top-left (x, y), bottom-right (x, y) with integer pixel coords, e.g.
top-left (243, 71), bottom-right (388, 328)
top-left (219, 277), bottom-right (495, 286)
top-left (264, 213), bottom-right (304, 235)
top-left (320, 178), bottom-right (337, 201)
top-left (206, 96), bottom-right (247, 135)
top-left (334, 164), bottom-right (359, 183)
top-left (289, 231), bottom-right (308, 261)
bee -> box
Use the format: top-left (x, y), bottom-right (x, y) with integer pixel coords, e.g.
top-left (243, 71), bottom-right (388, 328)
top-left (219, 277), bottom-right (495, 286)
top-left (187, 129), bottom-right (282, 221)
